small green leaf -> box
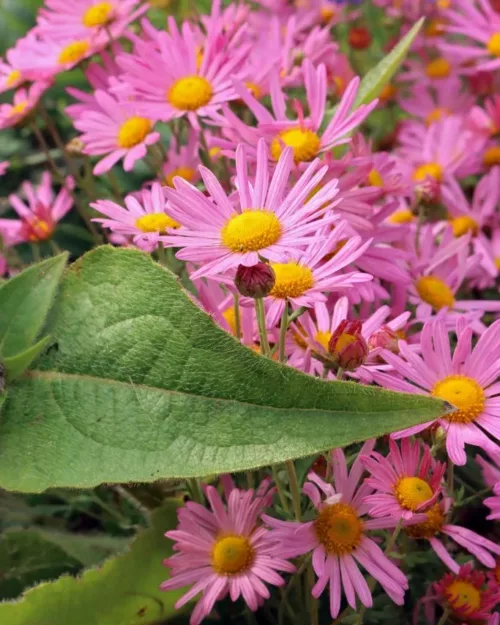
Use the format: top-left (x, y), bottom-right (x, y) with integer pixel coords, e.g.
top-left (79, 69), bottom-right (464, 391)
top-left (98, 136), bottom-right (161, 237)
top-left (354, 18), bottom-right (424, 106)
top-left (3, 336), bottom-right (52, 381)
top-left (0, 247), bottom-right (448, 492)
top-left (0, 502), bottom-right (184, 625)
top-left (0, 253), bottom-right (68, 358)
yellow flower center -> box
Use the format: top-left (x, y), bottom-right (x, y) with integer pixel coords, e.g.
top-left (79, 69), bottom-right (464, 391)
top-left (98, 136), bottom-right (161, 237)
top-left (405, 503), bottom-right (445, 539)
top-left (221, 211), bottom-right (282, 253)
top-left (437, 0), bottom-right (450, 8)
top-left (368, 169), bottom-right (384, 187)
top-left (222, 307), bottom-right (237, 335)
top-left (333, 333), bottom-right (358, 352)
top-left (495, 257), bottom-right (500, 271)
top-left (320, 6), bottom-right (336, 23)
top-left (445, 580), bottom-right (482, 616)
top-left (209, 146), bottom-right (221, 159)
top-left (425, 107), bottom-right (450, 126)
top-left (6, 69), bottom-right (21, 87)
top-left (432, 375), bottom-right (485, 424)
top-left (211, 535), bottom-right (254, 575)
top-left (483, 145), bottom-right (500, 167)
top-left (135, 213), bottom-right (179, 233)
top-left (332, 75), bottom-right (345, 94)
top-left (269, 262), bottom-right (314, 299)
top-left (165, 166), bottom-right (196, 188)
top-left (449, 215), bottom-right (479, 238)
top-left (10, 101), bottom-right (28, 117)
top-left (245, 81), bottom-right (262, 100)
top-left (314, 330), bottom-right (332, 351)
top-left (82, 2), bottom-right (113, 27)
top-left (270, 128), bottom-right (321, 163)
top-left (413, 162), bottom-right (443, 182)
top-left (487, 33), bottom-right (500, 57)
top-left (117, 117), bottom-right (152, 149)
top-left (425, 58), bottom-right (452, 80)
top-left (424, 18), bottom-right (447, 38)
top-left (58, 41), bottom-right (90, 65)
top-left (167, 75), bottom-right (213, 111)
top-left (388, 209), bottom-right (414, 224)
top-left (27, 218), bottom-right (53, 242)
top-left (314, 503), bottom-right (364, 556)
top-left (379, 83), bottom-right (397, 102)
top-left (416, 275), bottom-right (455, 310)
top-left (394, 477), bottom-right (434, 511)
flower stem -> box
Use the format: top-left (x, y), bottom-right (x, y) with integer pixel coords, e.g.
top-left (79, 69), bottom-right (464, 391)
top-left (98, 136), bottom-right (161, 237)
top-left (447, 458), bottom-right (454, 495)
top-left (278, 303), bottom-right (289, 363)
top-left (187, 478), bottom-right (204, 504)
top-left (307, 562), bottom-right (319, 625)
top-left (255, 297), bottom-right (271, 357)
top-left (286, 460), bottom-right (301, 521)
top-left (272, 466), bottom-right (289, 513)
top-left (233, 292), bottom-right (241, 341)
top-left (436, 609), bottom-right (449, 625)
top-left (337, 366), bottom-right (344, 380)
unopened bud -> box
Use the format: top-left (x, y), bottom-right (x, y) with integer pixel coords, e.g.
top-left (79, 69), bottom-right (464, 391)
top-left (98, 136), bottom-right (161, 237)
top-left (328, 320), bottom-right (369, 371)
top-left (414, 176), bottom-right (441, 205)
top-left (368, 325), bottom-right (400, 354)
top-left (66, 137), bottom-right (85, 156)
top-left (348, 27), bottom-right (372, 50)
top-left (235, 263), bottom-right (275, 298)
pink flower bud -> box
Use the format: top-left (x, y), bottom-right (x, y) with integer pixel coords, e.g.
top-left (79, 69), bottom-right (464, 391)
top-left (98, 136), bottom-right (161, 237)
top-left (328, 320), bottom-right (369, 371)
top-left (235, 263), bottom-right (276, 298)
top-left (368, 325), bottom-right (400, 354)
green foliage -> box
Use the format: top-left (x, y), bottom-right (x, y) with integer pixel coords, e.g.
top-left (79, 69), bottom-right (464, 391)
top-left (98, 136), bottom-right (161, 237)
top-left (0, 501), bottom-right (184, 625)
top-left (3, 336), bottom-right (52, 381)
top-left (0, 247), bottom-right (447, 493)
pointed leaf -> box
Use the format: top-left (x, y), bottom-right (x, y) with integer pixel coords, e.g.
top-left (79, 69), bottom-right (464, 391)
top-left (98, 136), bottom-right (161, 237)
top-left (0, 502), bottom-right (184, 625)
top-left (0, 254), bottom-right (68, 358)
top-left (3, 336), bottom-right (52, 380)
top-left (0, 247), bottom-right (447, 492)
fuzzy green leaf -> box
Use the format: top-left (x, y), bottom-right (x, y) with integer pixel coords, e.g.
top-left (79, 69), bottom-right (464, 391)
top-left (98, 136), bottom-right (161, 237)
top-left (0, 247), bottom-right (447, 492)
top-left (0, 254), bottom-right (68, 358)
top-left (3, 336), bottom-right (52, 381)
top-left (0, 502), bottom-right (183, 625)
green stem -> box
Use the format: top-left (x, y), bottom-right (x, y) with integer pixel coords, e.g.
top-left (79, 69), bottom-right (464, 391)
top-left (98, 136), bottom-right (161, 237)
top-left (455, 488), bottom-right (491, 508)
top-left (278, 303), bottom-right (289, 363)
top-left (272, 466), bottom-right (289, 514)
top-left (233, 292), bottom-right (241, 340)
top-left (187, 478), bottom-right (204, 504)
top-left (286, 460), bottom-right (301, 521)
top-left (436, 609), bottom-right (450, 625)
top-left (31, 243), bottom-right (41, 262)
top-left (255, 298), bottom-right (271, 357)
top-left (107, 171), bottom-right (123, 203)
top-left (336, 366), bottom-right (344, 380)
top-left (447, 459), bottom-right (454, 495)
top-left (288, 306), bottom-right (307, 324)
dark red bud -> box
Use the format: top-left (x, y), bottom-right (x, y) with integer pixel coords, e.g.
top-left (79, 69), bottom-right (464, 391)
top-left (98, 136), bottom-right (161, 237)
top-left (328, 320), bottom-right (369, 371)
top-left (348, 27), bottom-right (372, 50)
top-left (235, 262), bottom-right (276, 298)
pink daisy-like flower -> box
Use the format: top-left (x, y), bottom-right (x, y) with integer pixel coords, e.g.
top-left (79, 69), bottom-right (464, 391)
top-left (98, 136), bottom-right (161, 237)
top-left (0, 52), bottom-right (24, 94)
top-left (37, 0), bottom-right (147, 41)
top-left (0, 162), bottom-right (9, 176)
top-left (362, 438), bottom-right (445, 520)
top-left (160, 482), bottom-right (295, 625)
top-left (371, 317), bottom-right (500, 466)
top-left (117, 14), bottom-right (250, 129)
top-left (72, 89), bottom-right (160, 175)
top-left (91, 183), bottom-right (179, 252)
top-left (0, 172), bottom-right (74, 245)
top-left (260, 222), bottom-right (373, 327)
top-left (161, 139), bottom-right (342, 279)
top-left (478, 450), bottom-right (500, 521)
top-left (264, 442), bottom-right (409, 618)
top-left (0, 83), bottom-right (48, 130)
top-left (161, 130), bottom-right (201, 188)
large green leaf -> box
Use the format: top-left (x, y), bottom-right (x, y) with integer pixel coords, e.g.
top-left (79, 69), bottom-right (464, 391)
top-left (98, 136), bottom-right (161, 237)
top-left (0, 502), bottom-right (183, 625)
top-left (3, 336), bottom-right (52, 381)
top-left (0, 247), bottom-right (447, 492)
top-left (0, 253), bottom-right (67, 358)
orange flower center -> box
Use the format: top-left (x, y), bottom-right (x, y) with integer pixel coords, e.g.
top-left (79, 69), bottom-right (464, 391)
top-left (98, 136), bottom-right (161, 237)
top-left (314, 502), bottom-right (364, 555)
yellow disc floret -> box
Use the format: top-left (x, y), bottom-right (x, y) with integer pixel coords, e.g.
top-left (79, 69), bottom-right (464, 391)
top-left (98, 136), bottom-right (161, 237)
top-left (483, 146), bottom-right (500, 167)
top-left (6, 69), bottom-right (22, 87)
top-left (445, 580), bottom-right (482, 616)
top-left (135, 213), bottom-right (179, 233)
top-left (58, 41), bottom-right (90, 65)
top-left (270, 128), bottom-right (321, 163)
top-left (368, 169), bottom-right (384, 187)
top-left (487, 33), bottom-right (500, 57)
top-left (413, 162), bottom-right (443, 182)
top-left (388, 209), bottom-right (414, 224)
top-left (405, 503), bottom-right (445, 539)
top-left (425, 107), bottom-right (450, 126)
top-left (269, 262), bottom-right (314, 298)
top-left (415, 275), bottom-right (455, 310)
top-left (450, 215), bottom-right (479, 238)
top-left (222, 211), bottom-right (282, 253)
top-left (168, 76), bottom-right (213, 111)
top-left (117, 117), bottom-right (152, 148)
top-left (165, 166), bottom-right (196, 188)
top-left (314, 503), bottom-right (364, 555)
top-left (394, 477), bottom-right (434, 511)
top-left (211, 535), bottom-right (254, 575)
top-left (432, 375), bottom-right (485, 424)
top-left (83, 2), bottom-right (113, 28)
top-left (425, 58), bottom-right (451, 80)
top-left (314, 330), bottom-right (332, 352)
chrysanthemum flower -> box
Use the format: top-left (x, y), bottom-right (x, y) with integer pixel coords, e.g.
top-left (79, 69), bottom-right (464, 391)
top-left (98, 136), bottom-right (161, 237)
top-left (0, 172), bottom-right (74, 245)
top-left (0, 83), bottom-right (47, 130)
top-left (433, 564), bottom-right (500, 622)
top-left (261, 223), bottom-right (373, 327)
top-left (37, 0), bottom-right (146, 41)
top-left (0, 53), bottom-right (24, 94)
top-left (160, 483), bottom-right (295, 625)
top-left (362, 439), bottom-right (445, 520)
top-left (161, 130), bottom-right (200, 188)
top-left (161, 139), bottom-right (342, 279)
top-left (91, 183), bottom-right (179, 252)
top-left (72, 89), bottom-right (160, 174)
top-left (117, 15), bottom-right (249, 129)
top-left (372, 317), bottom-right (500, 466)
top-left (264, 442), bottom-right (409, 618)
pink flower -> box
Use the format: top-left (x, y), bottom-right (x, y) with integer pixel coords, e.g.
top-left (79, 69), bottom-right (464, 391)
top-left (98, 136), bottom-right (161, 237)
top-left (91, 183), bottom-right (179, 252)
top-left (117, 15), bottom-right (250, 129)
top-left (362, 438), bottom-right (445, 520)
top-left (372, 317), bottom-right (500, 466)
top-left (264, 442), bottom-right (409, 618)
top-left (161, 139), bottom-right (342, 280)
top-left (161, 130), bottom-right (201, 188)
top-left (0, 52), bottom-right (25, 94)
top-left (160, 482), bottom-right (295, 625)
top-left (72, 89), bottom-right (160, 174)
top-left (0, 172), bottom-right (74, 245)
top-left (0, 83), bottom-right (48, 130)
top-left (0, 162), bottom-right (9, 176)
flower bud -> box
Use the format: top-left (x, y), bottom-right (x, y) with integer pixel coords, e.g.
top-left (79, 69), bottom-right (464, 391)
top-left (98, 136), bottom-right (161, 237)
top-left (368, 325), bottom-right (400, 354)
top-left (348, 27), bottom-right (372, 50)
top-left (66, 137), bottom-right (85, 156)
top-left (235, 263), bottom-right (275, 298)
top-left (414, 176), bottom-right (441, 205)
top-left (328, 320), bottom-right (368, 371)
